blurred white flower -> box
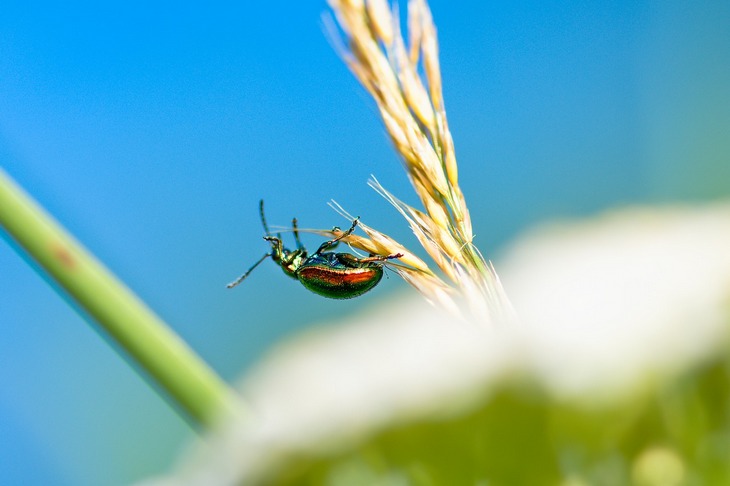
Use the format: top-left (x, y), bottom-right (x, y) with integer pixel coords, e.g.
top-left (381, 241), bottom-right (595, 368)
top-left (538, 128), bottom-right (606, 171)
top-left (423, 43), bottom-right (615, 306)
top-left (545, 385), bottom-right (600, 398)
top-left (144, 202), bottom-right (730, 485)
top-left (500, 203), bottom-right (730, 401)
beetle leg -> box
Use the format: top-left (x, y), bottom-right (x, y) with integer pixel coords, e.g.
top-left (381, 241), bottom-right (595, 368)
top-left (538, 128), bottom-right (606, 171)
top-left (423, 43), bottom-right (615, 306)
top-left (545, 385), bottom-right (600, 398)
top-left (337, 252), bottom-right (403, 266)
top-left (226, 253), bottom-right (271, 288)
top-left (314, 218), bottom-right (359, 255)
top-left (292, 217), bottom-right (304, 250)
top-left (353, 252), bottom-right (404, 263)
top-left (264, 235), bottom-right (284, 259)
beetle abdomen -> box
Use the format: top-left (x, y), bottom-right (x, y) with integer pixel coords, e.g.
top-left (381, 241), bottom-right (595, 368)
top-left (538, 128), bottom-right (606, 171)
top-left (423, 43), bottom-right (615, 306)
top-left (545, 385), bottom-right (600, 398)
top-left (297, 265), bottom-right (383, 299)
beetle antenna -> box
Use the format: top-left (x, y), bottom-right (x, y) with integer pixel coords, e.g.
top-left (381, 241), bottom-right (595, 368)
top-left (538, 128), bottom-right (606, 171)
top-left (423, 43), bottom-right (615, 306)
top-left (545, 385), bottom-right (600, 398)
top-left (259, 199), bottom-right (272, 235)
top-left (226, 253), bottom-right (271, 289)
top-left (259, 199), bottom-right (284, 240)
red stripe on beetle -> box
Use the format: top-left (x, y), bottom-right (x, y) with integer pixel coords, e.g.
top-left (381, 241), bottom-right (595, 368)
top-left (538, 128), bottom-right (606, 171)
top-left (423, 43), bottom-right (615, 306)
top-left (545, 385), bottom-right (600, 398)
top-left (298, 266), bottom-right (377, 286)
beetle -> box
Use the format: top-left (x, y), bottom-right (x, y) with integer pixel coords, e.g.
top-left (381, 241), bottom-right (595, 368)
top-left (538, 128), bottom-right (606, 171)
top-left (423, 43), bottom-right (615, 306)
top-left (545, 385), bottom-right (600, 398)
top-left (227, 200), bottom-right (402, 299)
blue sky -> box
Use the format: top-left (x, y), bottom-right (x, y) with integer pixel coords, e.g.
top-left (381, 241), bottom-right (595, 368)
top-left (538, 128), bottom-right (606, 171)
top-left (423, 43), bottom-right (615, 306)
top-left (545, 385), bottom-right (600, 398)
top-left (1, 1), bottom-right (728, 484)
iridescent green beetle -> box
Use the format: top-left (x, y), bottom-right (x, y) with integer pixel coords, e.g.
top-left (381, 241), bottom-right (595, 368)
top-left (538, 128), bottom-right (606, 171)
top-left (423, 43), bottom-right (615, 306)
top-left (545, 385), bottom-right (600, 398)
top-left (227, 201), bottom-right (402, 299)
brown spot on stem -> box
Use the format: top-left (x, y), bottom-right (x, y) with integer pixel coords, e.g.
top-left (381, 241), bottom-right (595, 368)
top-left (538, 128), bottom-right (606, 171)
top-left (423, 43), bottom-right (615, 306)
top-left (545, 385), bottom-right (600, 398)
top-left (52, 244), bottom-right (76, 268)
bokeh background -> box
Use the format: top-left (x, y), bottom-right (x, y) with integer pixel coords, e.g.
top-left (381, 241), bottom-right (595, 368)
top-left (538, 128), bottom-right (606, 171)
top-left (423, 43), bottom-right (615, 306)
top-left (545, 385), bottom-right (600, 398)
top-left (1, 1), bottom-right (728, 484)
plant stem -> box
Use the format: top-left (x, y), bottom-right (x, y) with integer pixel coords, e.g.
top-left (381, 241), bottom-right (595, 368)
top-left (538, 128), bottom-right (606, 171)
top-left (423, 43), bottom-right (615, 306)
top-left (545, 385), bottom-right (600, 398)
top-left (0, 168), bottom-right (242, 429)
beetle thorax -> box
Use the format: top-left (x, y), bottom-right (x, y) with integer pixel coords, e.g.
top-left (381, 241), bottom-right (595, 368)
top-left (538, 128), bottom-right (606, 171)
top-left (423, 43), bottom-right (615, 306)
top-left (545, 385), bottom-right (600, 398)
top-left (272, 248), bottom-right (307, 279)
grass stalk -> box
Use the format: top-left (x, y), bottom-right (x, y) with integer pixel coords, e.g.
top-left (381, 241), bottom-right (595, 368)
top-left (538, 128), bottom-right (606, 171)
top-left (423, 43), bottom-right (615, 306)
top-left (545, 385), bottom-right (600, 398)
top-left (0, 168), bottom-right (242, 429)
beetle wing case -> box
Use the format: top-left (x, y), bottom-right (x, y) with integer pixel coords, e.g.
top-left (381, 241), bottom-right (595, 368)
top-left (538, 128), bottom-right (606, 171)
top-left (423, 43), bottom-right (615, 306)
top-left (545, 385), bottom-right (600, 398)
top-left (296, 253), bottom-right (384, 299)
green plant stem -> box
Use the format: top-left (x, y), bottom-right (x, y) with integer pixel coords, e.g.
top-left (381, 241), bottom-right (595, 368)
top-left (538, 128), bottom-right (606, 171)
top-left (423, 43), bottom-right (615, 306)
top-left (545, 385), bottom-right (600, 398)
top-left (0, 168), bottom-right (243, 429)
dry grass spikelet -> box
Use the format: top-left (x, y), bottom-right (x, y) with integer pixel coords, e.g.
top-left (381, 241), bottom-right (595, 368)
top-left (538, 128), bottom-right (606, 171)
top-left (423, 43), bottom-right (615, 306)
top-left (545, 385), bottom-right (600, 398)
top-left (324, 0), bottom-right (512, 322)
